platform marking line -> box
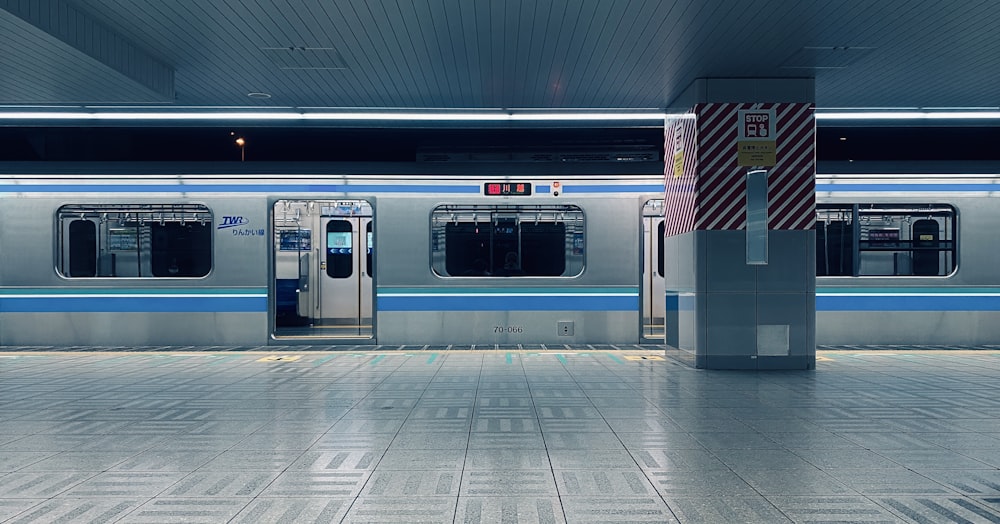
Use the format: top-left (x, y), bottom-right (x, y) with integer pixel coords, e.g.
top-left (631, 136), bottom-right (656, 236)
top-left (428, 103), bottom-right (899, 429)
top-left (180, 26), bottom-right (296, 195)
top-left (624, 355), bottom-right (665, 361)
top-left (257, 355), bottom-right (302, 362)
top-left (427, 353), bottom-right (437, 364)
top-left (369, 355), bottom-right (385, 366)
top-left (556, 354), bottom-right (568, 364)
top-left (606, 353), bottom-right (625, 364)
top-left (312, 355), bottom-right (337, 366)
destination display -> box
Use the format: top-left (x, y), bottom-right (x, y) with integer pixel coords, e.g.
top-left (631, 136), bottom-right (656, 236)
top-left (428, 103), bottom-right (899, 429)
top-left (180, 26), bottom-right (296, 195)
top-left (484, 183), bottom-right (532, 196)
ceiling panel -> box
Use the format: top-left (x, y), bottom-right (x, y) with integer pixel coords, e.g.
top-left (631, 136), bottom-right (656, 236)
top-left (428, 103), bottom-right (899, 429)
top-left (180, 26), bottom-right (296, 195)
top-left (0, 0), bottom-right (997, 110)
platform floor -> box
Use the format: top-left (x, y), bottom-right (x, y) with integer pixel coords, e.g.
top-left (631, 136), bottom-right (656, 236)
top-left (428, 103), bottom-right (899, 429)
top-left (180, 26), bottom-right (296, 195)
top-left (0, 349), bottom-right (998, 523)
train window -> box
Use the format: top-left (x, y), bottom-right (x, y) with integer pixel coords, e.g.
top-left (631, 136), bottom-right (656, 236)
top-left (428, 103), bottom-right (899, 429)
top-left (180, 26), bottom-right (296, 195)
top-left (816, 204), bottom-right (956, 277)
top-left (431, 205), bottom-right (584, 277)
top-left (657, 221), bottom-right (665, 277)
top-left (57, 204), bottom-right (212, 278)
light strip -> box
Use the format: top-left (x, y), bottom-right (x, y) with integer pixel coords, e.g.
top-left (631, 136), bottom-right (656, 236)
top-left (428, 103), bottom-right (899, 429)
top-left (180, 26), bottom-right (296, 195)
top-left (0, 110), bottom-right (669, 122)
top-left (817, 111), bottom-right (1000, 120)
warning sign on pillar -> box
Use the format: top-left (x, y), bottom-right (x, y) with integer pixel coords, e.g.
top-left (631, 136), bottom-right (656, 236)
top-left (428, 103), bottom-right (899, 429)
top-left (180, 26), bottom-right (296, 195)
top-left (737, 109), bottom-right (777, 166)
top-left (671, 118), bottom-right (685, 179)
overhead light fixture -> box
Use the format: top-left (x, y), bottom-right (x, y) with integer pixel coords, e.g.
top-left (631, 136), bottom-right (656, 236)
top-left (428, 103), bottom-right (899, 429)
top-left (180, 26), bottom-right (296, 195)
top-left (817, 110), bottom-right (1000, 120)
top-left (0, 109), bottom-right (668, 122)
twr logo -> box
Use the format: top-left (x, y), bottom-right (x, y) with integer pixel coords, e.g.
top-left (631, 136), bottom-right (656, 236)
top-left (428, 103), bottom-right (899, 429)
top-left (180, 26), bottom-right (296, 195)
top-left (217, 216), bottom-right (250, 229)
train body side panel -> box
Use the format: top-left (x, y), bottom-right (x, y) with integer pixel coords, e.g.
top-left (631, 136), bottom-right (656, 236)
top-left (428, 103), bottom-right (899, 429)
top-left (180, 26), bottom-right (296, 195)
top-left (0, 194), bottom-right (269, 346)
top-left (815, 175), bottom-right (1000, 346)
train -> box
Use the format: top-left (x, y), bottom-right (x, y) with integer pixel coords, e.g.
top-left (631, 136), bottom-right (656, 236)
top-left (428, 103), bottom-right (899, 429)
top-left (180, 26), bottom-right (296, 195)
top-left (0, 161), bottom-right (995, 348)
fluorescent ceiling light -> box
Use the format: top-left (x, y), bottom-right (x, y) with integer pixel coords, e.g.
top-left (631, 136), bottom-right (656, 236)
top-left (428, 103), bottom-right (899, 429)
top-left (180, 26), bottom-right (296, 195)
top-left (0, 109), bottom-right (668, 122)
top-left (817, 111), bottom-right (1000, 120)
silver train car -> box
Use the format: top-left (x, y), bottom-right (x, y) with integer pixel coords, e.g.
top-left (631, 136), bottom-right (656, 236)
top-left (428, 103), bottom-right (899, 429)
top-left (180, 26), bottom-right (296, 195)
top-left (816, 165), bottom-right (1000, 346)
top-left (2, 163), bottom-right (996, 348)
top-left (0, 170), bottom-right (667, 347)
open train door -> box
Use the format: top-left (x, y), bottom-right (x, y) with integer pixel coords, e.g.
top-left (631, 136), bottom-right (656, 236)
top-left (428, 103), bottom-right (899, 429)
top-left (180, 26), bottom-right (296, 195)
top-left (272, 199), bottom-right (373, 342)
top-left (642, 200), bottom-right (665, 341)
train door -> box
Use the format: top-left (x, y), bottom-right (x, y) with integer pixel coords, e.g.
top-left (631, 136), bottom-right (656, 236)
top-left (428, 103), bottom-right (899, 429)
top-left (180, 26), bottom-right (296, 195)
top-left (642, 200), bottom-right (665, 341)
top-left (272, 199), bottom-right (373, 340)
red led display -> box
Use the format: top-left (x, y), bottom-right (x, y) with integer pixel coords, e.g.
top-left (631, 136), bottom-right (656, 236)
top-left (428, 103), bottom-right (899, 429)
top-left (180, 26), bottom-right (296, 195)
top-left (484, 182), bottom-right (532, 196)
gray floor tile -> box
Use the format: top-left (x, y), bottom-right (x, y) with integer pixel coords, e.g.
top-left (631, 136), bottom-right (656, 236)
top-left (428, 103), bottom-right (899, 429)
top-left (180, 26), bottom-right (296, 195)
top-left (554, 469), bottom-right (657, 496)
top-left (461, 470), bottom-right (558, 496)
top-left (198, 449), bottom-right (302, 472)
top-left (737, 468), bottom-right (856, 496)
top-left (0, 451), bottom-right (57, 471)
top-left (645, 469), bottom-right (759, 497)
top-left (3, 498), bottom-right (143, 524)
top-left (260, 471), bottom-right (370, 497)
top-left (465, 449), bottom-right (551, 469)
top-left (230, 497), bottom-right (352, 523)
top-left (162, 471), bottom-right (280, 497)
top-left (387, 431), bottom-right (469, 450)
top-left (361, 470), bottom-right (460, 496)
top-left (663, 495), bottom-right (791, 523)
top-left (376, 448), bottom-right (465, 470)
top-left (629, 448), bottom-right (730, 470)
top-left (61, 471), bottom-right (186, 497)
top-left (548, 449), bottom-right (636, 469)
top-left (616, 431), bottom-right (707, 450)
top-left (542, 431), bottom-right (625, 449)
top-left (467, 432), bottom-right (546, 449)
top-left (342, 496), bottom-right (457, 523)
top-left (919, 469), bottom-right (1000, 495)
top-left (560, 496), bottom-right (678, 523)
top-left (875, 496), bottom-right (1000, 523)
top-left (767, 495), bottom-right (903, 523)
top-left (472, 417), bottom-right (540, 432)
top-left (19, 451), bottom-right (137, 472)
top-left (877, 449), bottom-right (999, 470)
top-left (793, 448), bottom-right (903, 469)
top-left (455, 497), bottom-right (566, 524)
top-left (0, 471), bottom-right (94, 497)
top-left (289, 450), bottom-right (383, 471)
top-left (111, 450), bottom-right (220, 471)
top-left (824, 468), bottom-right (956, 496)
top-left (117, 497), bottom-right (250, 523)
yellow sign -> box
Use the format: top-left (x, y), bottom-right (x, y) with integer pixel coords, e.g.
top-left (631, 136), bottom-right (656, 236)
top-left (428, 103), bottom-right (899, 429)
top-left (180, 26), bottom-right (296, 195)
top-left (673, 150), bottom-right (684, 179)
top-left (738, 141), bottom-right (776, 166)
top-left (257, 355), bottom-right (302, 362)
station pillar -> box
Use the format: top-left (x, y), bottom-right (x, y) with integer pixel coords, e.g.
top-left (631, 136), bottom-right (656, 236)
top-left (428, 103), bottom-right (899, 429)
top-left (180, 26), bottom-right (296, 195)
top-left (663, 78), bottom-right (816, 370)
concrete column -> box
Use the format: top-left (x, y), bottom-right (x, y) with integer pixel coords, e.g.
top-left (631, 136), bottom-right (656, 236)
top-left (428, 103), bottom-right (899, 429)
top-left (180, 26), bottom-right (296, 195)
top-left (663, 78), bottom-right (816, 370)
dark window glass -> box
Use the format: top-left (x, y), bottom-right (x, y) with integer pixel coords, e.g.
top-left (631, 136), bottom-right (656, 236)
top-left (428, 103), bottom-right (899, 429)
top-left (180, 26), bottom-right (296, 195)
top-left (326, 220), bottom-right (353, 278)
top-left (151, 223), bottom-right (211, 277)
top-left (657, 221), bottom-right (665, 277)
top-left (68, 220), bottom-right (97, 277)
top-left (366, 221), bottom-right (373, 278)
top-left (520, 222), bottom-right (565, 276)
top-left (58, 204), bottom-right (212, 278)
top-left (434, 205), bottom-right (583, 277)
top-left (816, 204), bottom-right (955, 277)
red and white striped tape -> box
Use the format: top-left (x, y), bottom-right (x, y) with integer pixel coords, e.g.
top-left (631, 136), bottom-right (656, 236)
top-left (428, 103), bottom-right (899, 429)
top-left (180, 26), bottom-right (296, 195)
top-left (664, 103), bottom-right (815, 236)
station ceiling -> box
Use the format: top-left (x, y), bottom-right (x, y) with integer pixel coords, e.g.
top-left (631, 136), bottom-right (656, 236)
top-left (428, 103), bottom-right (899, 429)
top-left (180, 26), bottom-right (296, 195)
top-left (2, 0), bottom-right (998, 114)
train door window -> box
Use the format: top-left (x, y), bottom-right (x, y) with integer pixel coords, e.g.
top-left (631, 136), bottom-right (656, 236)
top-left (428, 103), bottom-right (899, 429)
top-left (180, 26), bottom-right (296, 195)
top-left (326, 220), bottom-right (354, 278)
top-left (57, 204), bottom-right (212, 278)
top-left (657, 221), bottom-right (665, 276)
top-left (816, 204), bottom-right (956, 277)
top-left (68, 220), bottom-right (97, 277)
top-left (366, 221), bottom-right (374, 278)
top-left (431, 205), bottom-right (584, 277)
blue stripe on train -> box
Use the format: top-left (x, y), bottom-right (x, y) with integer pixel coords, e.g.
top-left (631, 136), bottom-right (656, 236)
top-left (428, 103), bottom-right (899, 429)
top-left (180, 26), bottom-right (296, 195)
top-left (378, 295), bottom-right (638, 311)
top-left (817, 294), bottom-right (1000, 311)
top-left (0, 296), bottom-right (267, 313)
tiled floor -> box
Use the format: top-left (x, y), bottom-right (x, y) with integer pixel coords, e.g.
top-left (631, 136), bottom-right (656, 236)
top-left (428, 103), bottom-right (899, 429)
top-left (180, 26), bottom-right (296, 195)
top-left (0, 349), bottom-right (998, 523)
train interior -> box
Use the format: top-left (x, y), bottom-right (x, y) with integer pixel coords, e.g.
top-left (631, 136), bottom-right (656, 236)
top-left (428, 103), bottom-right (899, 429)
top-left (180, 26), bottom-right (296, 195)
top-left (273, 199), bottom-right (373, 340)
